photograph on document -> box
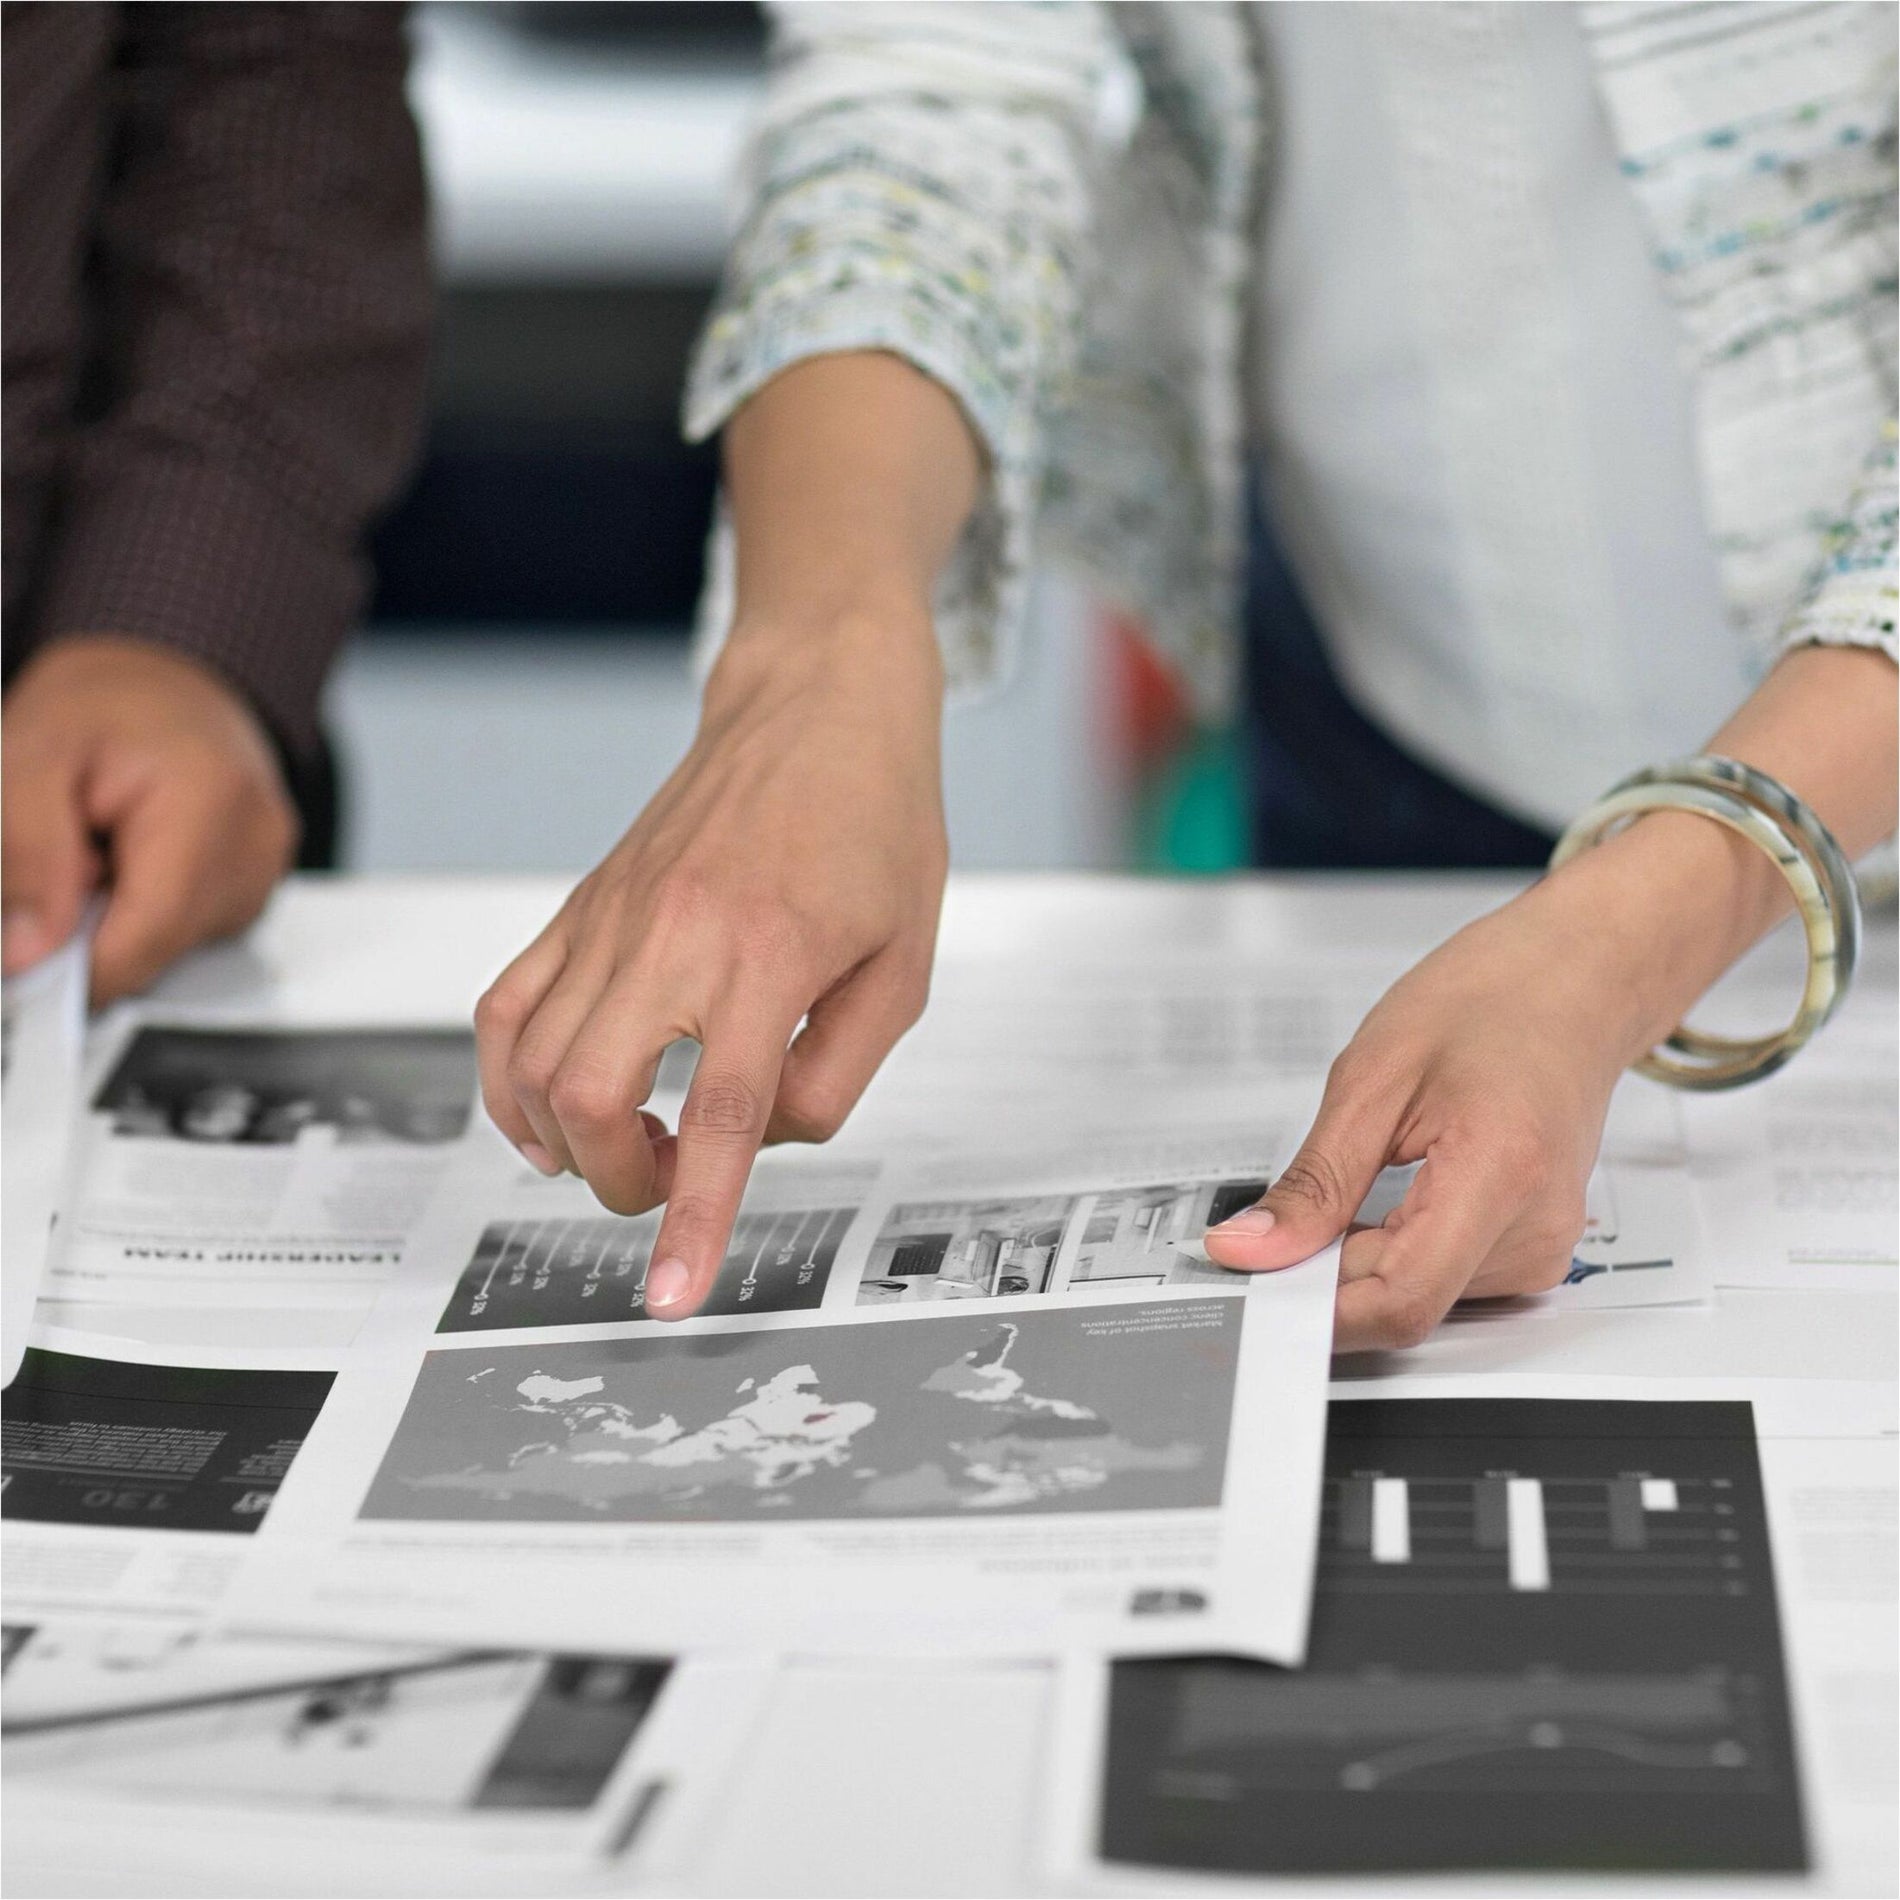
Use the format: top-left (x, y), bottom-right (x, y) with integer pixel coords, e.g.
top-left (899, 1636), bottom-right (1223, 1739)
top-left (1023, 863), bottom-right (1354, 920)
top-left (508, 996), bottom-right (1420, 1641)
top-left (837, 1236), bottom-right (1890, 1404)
top-left (849, 1172), bottom-right (1276, 1307)
top-left (433, 1162), bottom-right (878, 1332)
top-left (0, 1618), bottom-right (420, 1726)
top-left (6, 1648), bottom-right (668, 1816)
top-left (3, 1335), bottom-right (340, 1623)
top-left (90, 1026), bottom-right (474, 1145)
top-left (46, 1022), bottom-right (477, 1310)
top-left (366, 1301), bottom-right (1240, 1524)
top-left (1067, 1179), bottom-right (1269, 1291)
top-left (855, 1194), bottom-right (1077, 1304)
top-left (1049, 1397), bottom-right (1806, 1880)
top-left (2, 1627), bottom-right (774, 1869)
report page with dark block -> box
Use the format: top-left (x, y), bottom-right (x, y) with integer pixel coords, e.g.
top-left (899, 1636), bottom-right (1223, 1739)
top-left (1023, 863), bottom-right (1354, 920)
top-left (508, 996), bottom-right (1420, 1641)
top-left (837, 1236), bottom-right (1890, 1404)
top-left (1100, 1398), bottom-right (1806, 1875)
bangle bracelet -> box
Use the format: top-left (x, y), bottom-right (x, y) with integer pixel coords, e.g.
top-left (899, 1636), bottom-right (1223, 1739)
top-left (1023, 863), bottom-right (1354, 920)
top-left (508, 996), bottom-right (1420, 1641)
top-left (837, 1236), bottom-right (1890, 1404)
top-left (1547, 755), bottom-right (1861, 1091)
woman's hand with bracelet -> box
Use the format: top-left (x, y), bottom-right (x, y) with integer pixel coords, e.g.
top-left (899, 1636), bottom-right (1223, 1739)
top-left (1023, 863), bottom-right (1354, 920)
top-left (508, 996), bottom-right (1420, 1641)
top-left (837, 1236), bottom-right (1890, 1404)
top-left (1207, 645), bottom-right (1896, 1352)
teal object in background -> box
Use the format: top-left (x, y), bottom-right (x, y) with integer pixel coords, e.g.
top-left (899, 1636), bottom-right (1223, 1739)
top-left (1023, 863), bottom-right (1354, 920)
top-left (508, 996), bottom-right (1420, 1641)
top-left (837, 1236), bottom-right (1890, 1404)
top-left (1135, 725), bottom-right (1248, 874)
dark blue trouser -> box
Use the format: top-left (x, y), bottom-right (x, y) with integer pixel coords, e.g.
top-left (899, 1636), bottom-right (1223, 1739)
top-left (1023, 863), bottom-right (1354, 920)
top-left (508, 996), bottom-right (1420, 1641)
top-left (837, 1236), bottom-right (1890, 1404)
top-left (1244, 507), bottom-right (1558, 872)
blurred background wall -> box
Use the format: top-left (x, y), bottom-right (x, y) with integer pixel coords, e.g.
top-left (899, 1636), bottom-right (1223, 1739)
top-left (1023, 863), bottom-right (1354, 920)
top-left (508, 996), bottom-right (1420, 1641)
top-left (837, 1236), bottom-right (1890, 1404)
top-left (328, 2), bottom-right (1127, 875)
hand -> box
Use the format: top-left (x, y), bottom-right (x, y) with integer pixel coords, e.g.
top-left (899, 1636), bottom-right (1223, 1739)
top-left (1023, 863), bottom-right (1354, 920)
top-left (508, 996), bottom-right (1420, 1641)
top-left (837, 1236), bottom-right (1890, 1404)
top-left (3, 637), bottom-right (298, 1002)
top-left (1202, 815), bottom-right (1765, 1351)
top-left (476, 610), bottom-right (948, 1322)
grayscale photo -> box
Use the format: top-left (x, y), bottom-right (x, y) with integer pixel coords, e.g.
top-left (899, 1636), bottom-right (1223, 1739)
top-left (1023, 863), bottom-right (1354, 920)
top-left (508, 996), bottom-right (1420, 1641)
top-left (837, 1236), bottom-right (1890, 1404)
top-left (6, 1649), bottom-right (670, 1816)
top-left (91, 1028), bottom-right (476, 1146)
top-left (363, 1300), bottom-right (1244, 1524)
top-left (1069, 1179), bottom-right (1268, 1290)
top-left (856, 1194), bottom-right (1076, 1304)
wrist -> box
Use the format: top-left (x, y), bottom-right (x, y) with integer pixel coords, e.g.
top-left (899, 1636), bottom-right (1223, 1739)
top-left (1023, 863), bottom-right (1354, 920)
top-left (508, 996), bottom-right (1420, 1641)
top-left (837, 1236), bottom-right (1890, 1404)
top-left (708, 598), bottom-right (945, 717)
top-left (1531, 809), bottom-right (1784, 1064)
top-left (21, 632), bottom-right (260, 727)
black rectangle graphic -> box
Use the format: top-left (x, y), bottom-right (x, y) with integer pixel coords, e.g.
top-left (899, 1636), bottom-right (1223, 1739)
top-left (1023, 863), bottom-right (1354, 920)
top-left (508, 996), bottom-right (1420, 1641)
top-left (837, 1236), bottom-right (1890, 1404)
top-left (2, 1351), bottom-right (334, 1534)
top-left (1101, 1399), bottom-right (1805, 1876)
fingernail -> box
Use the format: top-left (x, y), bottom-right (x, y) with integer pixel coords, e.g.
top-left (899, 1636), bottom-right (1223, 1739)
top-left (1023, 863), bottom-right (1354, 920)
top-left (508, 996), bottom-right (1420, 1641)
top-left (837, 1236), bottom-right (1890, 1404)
top-left (519, 1141), bottom-right (560, 1176)
top-left (1208, 1207), bottom-right (1276, 1238)
top-left (2, 908), bottom-right (47, 970)
top-left (645, 1256), bottom-right (691, 1313)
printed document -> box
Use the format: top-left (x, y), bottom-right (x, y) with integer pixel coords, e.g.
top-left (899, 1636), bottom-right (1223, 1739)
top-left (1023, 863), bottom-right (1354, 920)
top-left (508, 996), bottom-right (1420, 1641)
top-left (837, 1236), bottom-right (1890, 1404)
top-left (226, 1127), bottom-right (1338, 1664)
top-left (2, 930), bottom-right (89, 1383)
top-left (2, 1327), bottom-right (340, 1625)
top-left (43, 1018), bottom-right (477, 1316)
top-left (2, 1621), bottom-right (769, 1875)
top-left (1047, 1394), bottom-right (1810, 1885)
top-left (1682, 983), bottom-right (1897, 1290)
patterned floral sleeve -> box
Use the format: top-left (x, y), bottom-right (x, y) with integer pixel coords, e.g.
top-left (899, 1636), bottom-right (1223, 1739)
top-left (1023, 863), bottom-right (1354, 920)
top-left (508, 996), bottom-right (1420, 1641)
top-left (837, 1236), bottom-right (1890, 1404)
top-left (682, 2), bottom-right (1121, 692)
top-left (1776, 419), bottom-right (1899, 664)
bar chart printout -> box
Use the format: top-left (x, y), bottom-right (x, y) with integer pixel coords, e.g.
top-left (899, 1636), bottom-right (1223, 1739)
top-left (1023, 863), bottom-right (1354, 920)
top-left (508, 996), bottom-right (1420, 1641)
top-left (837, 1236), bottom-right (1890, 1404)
top-left (1099, 1399), bottom-right (1805, 1875)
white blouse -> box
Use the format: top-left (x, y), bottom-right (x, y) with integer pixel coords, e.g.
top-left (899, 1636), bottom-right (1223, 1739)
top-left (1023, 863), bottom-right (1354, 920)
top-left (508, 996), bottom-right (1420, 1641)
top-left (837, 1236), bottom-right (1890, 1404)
top-left (688, 3), bottom-right (1897, 778)
top-left (1252, 1), bottom-right (1751, 829)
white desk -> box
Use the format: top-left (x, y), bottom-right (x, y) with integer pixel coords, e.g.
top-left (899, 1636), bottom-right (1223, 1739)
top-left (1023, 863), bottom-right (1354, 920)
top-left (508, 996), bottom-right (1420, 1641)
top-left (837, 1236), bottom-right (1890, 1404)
top-left (11, 874), bottom-right (1896, 1898)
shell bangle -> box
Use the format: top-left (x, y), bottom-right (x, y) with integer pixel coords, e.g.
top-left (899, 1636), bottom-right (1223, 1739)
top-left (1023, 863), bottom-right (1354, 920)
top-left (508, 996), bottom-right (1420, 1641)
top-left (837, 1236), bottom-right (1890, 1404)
top-left (1547, 756), bottom-right (1861, 1091)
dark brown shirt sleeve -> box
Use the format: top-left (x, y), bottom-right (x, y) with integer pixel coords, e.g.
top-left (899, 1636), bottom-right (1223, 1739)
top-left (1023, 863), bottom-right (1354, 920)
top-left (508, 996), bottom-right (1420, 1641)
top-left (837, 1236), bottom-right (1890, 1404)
top-left (15, 2), bottom-right (432, 761)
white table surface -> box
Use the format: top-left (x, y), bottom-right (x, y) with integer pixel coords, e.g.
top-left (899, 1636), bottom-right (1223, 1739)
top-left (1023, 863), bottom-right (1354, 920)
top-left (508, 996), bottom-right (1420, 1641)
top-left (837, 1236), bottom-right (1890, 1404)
top-left (11, 872), bottom-right (1896, 1899)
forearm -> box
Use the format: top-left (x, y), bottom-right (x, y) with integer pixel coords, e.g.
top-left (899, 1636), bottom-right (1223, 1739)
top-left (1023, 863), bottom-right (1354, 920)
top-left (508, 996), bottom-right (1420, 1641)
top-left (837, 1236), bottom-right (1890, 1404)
top-left (34, 5), bottom-right (430, 761)
top-left (715, 352), bottom-right (982, 699)
top-left (1532, 643), bottom-right (1898, 1064)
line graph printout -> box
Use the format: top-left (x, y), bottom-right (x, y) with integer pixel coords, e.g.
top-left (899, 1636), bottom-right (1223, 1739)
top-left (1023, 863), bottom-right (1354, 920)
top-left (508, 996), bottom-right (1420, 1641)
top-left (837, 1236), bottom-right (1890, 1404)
top-left (1053, 1398), bottom-right (1805, 1878)
top-left (441, 1202), bottom-right (862, 1332)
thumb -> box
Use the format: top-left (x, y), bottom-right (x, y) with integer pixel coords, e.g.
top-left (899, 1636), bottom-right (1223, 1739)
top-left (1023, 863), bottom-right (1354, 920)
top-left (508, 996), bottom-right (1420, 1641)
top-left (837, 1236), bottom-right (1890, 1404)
top-left (1, 747), bottom-right (99, 974)
top-left (1205, 1100), bottom-right (1394, 1271)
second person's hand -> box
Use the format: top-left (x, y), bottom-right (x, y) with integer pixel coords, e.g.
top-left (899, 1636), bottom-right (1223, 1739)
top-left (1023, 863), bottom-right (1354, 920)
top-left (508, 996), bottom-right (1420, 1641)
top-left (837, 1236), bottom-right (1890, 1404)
top-left (3, 636), bottom-right (299, 1002)
top-left (475, 607), bottom-right (949, 1323)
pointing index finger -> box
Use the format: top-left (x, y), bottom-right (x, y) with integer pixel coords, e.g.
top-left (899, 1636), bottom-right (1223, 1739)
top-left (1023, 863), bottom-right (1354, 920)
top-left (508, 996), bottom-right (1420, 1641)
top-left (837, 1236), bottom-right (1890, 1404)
top-left (644, 1019), bottom-right (788, 1321)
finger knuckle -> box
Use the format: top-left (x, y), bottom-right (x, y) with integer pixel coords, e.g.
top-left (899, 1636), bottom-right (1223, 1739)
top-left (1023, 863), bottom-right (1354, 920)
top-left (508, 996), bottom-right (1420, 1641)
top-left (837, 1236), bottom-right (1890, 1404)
top-left (894, 964), bottom-right (933, 1028)
top-left (1537, 1193), bottom-right (1590, 1257)
top-left (732, 904), bottom-right (809, 970)
top-left (1325, 1039), bottom-right (1394, 1103)
top-left (506, 1038), bottom-right (561, 1107)
top-left (774, 1080), bottom-right (848, 1144)
top-left (473, 982), bottom-right (529, 1040)
top-left (1274, 1147), bottom-right (1353, 1217)
top-left (591, 1172), bottom-right (660, 1220)
top-left (1383, 1288), bottom-right (1442, 1351)
top-left (684, 1072), bottom-right (764, 1138)
top-left (1525, 1249), bottom-right (1574, 1293)
top-left (547, 1059), bottom-right (624, 1131)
